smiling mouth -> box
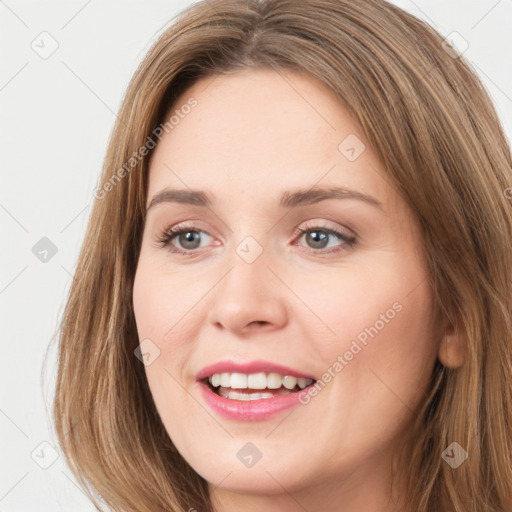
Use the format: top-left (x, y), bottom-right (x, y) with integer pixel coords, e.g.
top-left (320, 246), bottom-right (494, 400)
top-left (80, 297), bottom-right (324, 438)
top-left (204, 371), bottom-right (316, 401)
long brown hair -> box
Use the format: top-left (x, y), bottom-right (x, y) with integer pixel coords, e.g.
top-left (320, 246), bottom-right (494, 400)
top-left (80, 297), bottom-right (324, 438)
top-left (49, 0), bottom-right (512, 510)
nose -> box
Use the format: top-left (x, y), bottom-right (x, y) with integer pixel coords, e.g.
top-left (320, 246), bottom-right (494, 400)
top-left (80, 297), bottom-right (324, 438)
top-left (206, 246), bottom-right (288, 335)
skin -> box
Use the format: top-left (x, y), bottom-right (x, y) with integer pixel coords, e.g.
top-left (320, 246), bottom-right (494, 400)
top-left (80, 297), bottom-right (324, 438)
top-left (132, 68), bottom-right (464, 512)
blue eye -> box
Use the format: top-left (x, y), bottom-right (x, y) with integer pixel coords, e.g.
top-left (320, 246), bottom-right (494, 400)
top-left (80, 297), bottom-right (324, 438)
top-left (155, 223), bottom-right (357, 256)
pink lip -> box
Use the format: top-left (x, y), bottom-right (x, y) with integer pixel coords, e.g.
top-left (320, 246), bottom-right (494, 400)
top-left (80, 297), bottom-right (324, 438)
top-left (195, 359), bottom-right (316, 421)
top-left (196, 359), bottom-right (315, 381)
top-left (197, 380), bottom-right (310, 421)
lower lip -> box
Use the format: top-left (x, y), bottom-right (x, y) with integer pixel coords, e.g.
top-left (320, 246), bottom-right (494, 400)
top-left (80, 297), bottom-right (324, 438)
top-left (197, 381), bottom-right (307, 421)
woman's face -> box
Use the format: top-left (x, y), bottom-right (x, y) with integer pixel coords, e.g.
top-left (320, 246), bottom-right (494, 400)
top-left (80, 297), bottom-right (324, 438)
top-left (133, 68), bottom-right (443, 508)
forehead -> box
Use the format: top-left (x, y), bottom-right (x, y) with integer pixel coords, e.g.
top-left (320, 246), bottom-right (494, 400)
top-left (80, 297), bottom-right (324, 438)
top-left (147, 68), bottom-right (395, 211)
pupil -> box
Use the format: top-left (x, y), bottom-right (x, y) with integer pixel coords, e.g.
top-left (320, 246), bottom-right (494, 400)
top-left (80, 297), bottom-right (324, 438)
top-left (307, 230), bottom-right (328, 248)
top-left (180, 231), bottom-right (200, 249)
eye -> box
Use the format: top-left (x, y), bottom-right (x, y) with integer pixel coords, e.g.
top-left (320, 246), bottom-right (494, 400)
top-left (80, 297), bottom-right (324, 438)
top-left (155, 221), bottom-right (357, 256)
top-left (155, 223), bottom-right (215, 255)
top-left (293, 223), bottom-right (357, 254)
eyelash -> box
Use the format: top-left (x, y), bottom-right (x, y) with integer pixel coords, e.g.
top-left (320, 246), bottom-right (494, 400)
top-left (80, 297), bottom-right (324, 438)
top-left (155, 221), bottom-right (357, 256)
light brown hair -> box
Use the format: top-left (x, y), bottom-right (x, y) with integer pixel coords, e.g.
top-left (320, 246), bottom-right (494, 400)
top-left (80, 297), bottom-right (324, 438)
top-left (50, 0), bottom-right (512, 510)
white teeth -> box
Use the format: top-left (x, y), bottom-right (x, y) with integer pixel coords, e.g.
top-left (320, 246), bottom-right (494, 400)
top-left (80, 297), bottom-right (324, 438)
top-left (283, 376), bottom-right (298, 390)
top-left (229, 372), bottom-right (247, 389)
top-left (220, 372), bottom-right (230, 387)
top-left (297, 377), bottom-right (308, 389)
top-left (207, 371), bottom-right (313, 392)
top-left (267, 372), bottom-right (283, 389)
top-left (247, 372), bottom-right (267, 389)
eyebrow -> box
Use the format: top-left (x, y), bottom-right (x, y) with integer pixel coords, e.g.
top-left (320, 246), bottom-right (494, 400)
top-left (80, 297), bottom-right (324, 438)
top-left (146, 186), bottom-right (383, 211)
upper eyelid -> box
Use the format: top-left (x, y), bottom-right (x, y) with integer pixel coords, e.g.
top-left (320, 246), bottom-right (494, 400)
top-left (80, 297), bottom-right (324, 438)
top-left (160, 217), bottom-right (352, 234)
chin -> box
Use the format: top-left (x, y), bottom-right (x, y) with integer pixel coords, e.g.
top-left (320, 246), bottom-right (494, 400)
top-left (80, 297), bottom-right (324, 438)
top-left (203, 464), bottom-right (309, 495)
top-left (180, 440), bottom-right (313, 494)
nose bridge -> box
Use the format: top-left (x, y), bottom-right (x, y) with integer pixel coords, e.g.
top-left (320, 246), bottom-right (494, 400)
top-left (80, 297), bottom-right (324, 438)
top-left (222, 233), bottom-right (273, 302)
top-left (207, 233), bottom-right (288, 332)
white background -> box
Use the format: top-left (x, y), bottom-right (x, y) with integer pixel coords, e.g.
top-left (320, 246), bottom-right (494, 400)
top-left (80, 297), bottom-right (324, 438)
top-left (1, 0), bottom-right (511, 510)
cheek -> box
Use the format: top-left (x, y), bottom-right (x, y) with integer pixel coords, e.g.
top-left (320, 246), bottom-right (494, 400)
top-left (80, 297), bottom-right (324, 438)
top-left (287, 261), bottom-right (438, 470)
top-left (133, 263), bottom-right (165, 334)
top-left (132, 269), bottom-right (197, 445)
top-left (298, 250), bottom-right (438, 398)
top-left (290, 253), bottom-right (434, 348)
top-left (132, 259), bottom-right (203, 344)
top-left (132, 260), bottom-right (208, 415)
top-left (316, 263), bottom-right (437, 417)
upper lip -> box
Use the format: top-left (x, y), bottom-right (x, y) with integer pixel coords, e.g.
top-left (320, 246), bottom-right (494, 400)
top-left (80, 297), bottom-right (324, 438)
top-left (196, 360), bottom-right (316, 381)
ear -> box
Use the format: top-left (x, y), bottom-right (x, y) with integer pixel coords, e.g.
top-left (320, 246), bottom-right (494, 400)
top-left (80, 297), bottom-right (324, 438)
top-left (437, 321), bottom-right (466, 369)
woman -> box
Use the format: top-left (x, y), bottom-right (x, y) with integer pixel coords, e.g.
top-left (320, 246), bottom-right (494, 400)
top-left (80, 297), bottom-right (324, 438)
top-left (52, 0), bottom-right (512, 510)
